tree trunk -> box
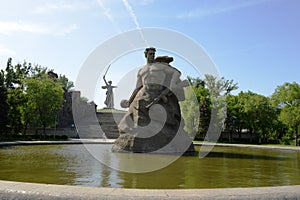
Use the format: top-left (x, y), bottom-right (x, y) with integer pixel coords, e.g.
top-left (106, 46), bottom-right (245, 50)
top-left (229, 129), bottom-right (233, 143)
top-left (249, 127), bottom-right (253, 144)
top-left (43, 125), bottom-right (46, 139)
top-left (238, 128), bottom-right (242, 142)
top-left (23, 123), bottom-right (28, 135)
top-left (296, 125), bottom-right (299, 146)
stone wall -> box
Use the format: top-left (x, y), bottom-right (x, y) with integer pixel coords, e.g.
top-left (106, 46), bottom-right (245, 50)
top-left (55, 90), bottom-right (125, 139)
top-left (24, 127), bottom-right (77, 138)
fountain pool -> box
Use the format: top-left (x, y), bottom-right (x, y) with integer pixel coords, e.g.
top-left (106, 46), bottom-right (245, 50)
top-left (0, 144), bottom-right (299, 189)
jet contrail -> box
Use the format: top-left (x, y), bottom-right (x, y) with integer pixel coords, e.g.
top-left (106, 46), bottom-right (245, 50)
top-left (122, 0), bottom-right (141, 29)
top-left (122, 0), bottom-right (149, 46)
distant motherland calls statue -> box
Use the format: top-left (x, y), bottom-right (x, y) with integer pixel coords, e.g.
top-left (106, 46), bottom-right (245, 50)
top-left (102, 66), bottom-right (117, 109)
top-left (112, 47), bottom-right (195, 155)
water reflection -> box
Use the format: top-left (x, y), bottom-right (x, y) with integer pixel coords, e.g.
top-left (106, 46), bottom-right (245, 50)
top-left (0, 145), bottom-right (76, 185)
top-left (204, 151), bottom-right (288, 160)
top-left (85, 143), bottom-right (180, 173)
top-left (0, 144), bottom-right (299, 189)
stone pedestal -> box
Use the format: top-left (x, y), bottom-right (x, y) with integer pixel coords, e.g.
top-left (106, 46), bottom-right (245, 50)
top-left (111, 132), bottom-right (195, 155)
top-left (112, 100), bottom-right (195, 155)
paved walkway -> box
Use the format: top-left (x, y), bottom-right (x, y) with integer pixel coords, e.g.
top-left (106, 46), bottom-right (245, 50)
top-left (1, 140), bottom-right (300, 199)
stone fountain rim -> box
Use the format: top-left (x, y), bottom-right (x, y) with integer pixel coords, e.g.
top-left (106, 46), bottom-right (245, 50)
top-left (0, 180), bottom-right (300, 200)
top-left (1, 139), bottom-right (300, 152)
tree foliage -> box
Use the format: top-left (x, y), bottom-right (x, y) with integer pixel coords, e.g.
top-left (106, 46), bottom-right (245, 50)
top-left (0, 58), bottom-right (70, 138)
top-left (243, 92), bottom-right (276, 143)
top-left (58, 74), bottom-right (74, 91)
top-left (4, 59), bottom-right (28, 134)
top-left (180, 86), bottom-right (200, 138)
top-left (0, 70), bottom-right (9, 137)
top-left (182, 76), bottom-right (210, 139)
top-left (23, 72), bottom-right (64, 133)
top-left (203, 75), bottom-right (238, 141)
top-left (182, 75), bottom-right (238, 140)
top-left (272, 82), bottom-right (300, 145)
top-left (182, 76), bottom-right (299, 145)
top-left (226, 94), bottom-right (242, 141)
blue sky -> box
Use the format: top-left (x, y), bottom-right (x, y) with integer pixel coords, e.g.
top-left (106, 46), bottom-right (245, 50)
top-left (0, 0), bottom-right (299, 108)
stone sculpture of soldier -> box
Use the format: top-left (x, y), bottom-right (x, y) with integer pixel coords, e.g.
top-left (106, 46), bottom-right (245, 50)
top-left (112, 47), bottom-right (195, 154)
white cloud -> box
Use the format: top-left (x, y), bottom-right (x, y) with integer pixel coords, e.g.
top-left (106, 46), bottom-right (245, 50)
top-left (32, 1), bottom-right (96, 14)
top-left (0, 45), bottom-right (16, 56)
top-left (54, 24), bottom-right (79, 36)
top-left (0, 21), bottom-right (78, 36)
top-left (177, 0), bottom-right (272, 19)
top-left (96, 0), bottom-right (123, 33)
top-left (131, 0), bottom-right (155, 6)
top-left (96, 0), bottom-right (114, 22)
top-left (140, 0), bottom-right (155, 6)
top-left (0, 21), bottom-right (48, 35)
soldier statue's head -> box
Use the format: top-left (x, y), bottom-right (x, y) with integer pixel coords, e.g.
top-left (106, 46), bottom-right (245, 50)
top-left (144, 47), bottom-right (156, 64)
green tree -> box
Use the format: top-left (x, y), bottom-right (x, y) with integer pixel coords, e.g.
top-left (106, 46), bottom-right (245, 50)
top-left (182, 76), bottom-right (211, 140)
top-left (272, 82), bottom-right (300, 146)
top-left (245, 94), bottom-right (276, 143)
top-left (4, 59), bottom-right (32, 135)
top-left (1, 58), bottom-right (74, 139)
top-left (236, 91), bottom-right (256, 142)
top-left (7, 88), bottom-right (25, 134)
top-left (58, 74), bottom-right (74, 91)
top-left (235, 91), bottom-right (283, 144)
top-left (5, 58), bottom-right (14, 88)
top-left (14, 61), bottom-right (31, 84)
top-left (204, 75), bottom-right (238, 97)
top-left (204, 74), bottom-right (238, 141)
top-left (182, 75), bottom-right (238, 141)
top-left (226, 94), bottom-right (242, 142)
top-left (23, 72), bottom-right (64, 135)
top-left (180, 86), bottom-right (200, 138)
top-left (0, 70), bottom-right (9, 138)
top-left (196, 84), bottom-right (211, 139)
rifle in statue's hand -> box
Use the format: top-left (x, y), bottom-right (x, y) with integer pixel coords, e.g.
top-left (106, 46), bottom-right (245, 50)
top-left (145, 88), bottom-right (169, 109)
top-left (145, 79), bottom-right (189, 109)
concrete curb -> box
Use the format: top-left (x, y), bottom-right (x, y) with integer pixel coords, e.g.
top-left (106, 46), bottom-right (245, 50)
top-left (1, 180), bottom-right (300, 200)
top-left (0, 139), bottom-right (115, 147)
top-left (2, 139), bottom-right (300, 151)
top-left (194, 142), bottom-right (300, 151)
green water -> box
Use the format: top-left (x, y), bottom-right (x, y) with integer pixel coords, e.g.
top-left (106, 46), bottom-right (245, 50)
top-left (0, 144), bottom-right (299, 189)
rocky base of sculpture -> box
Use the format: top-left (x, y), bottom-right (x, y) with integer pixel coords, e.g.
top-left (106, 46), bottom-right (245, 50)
top-left (111, 131), bottom-right (195, 155)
